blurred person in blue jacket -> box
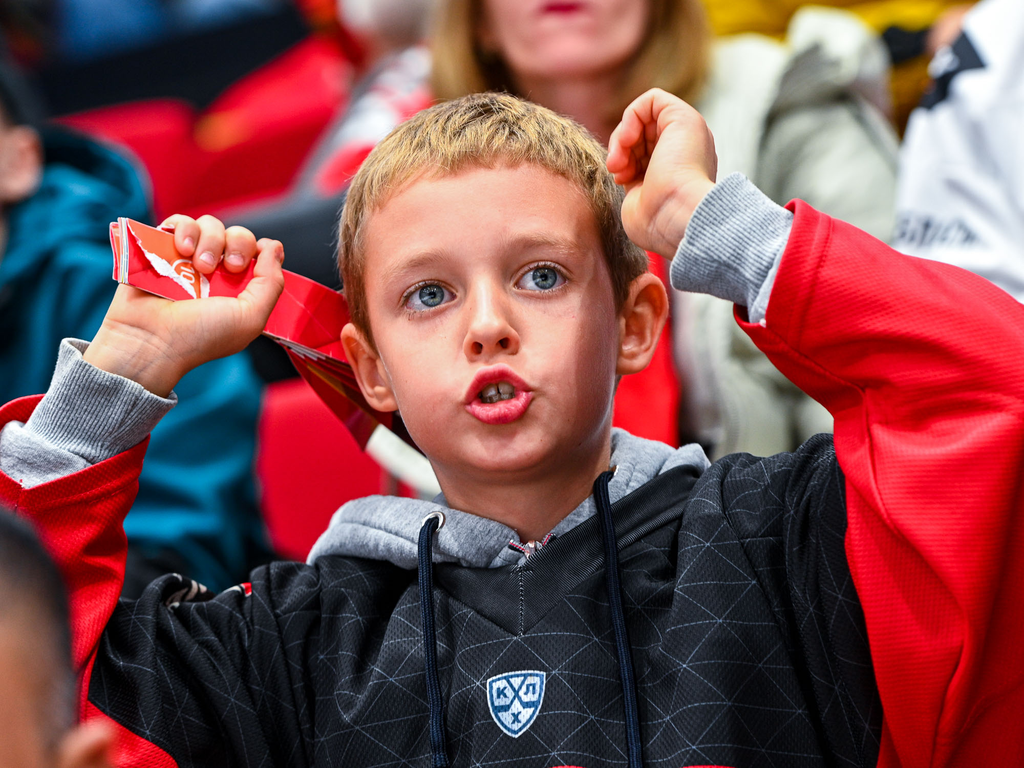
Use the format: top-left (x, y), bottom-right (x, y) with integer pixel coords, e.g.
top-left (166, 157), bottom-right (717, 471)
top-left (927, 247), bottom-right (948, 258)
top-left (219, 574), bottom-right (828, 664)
top-left (0, 54), bottom-right (270, 596)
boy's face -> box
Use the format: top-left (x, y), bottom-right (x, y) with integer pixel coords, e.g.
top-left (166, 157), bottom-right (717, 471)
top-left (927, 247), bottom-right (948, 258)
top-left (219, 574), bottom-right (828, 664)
top-left (344, 164), bottom-right (626, 490)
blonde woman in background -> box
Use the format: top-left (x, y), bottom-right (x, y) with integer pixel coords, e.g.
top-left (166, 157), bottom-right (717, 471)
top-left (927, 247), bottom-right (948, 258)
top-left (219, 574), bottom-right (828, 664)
top-left (432, 0), bottom-right (899, 458)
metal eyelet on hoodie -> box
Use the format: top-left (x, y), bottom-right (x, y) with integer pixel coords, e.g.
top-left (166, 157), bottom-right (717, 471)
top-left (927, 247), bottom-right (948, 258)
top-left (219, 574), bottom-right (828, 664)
top-left (422, 510), bottom-right (446, 531)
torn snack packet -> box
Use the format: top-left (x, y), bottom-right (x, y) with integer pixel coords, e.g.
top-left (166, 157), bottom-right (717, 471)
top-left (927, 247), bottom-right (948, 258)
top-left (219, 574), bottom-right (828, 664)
top-left (109, 217), bottom-right (409, 449)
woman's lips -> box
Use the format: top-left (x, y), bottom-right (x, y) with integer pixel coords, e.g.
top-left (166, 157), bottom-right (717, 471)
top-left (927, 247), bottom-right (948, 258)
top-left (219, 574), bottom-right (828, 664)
top-left (464, 365), bottom-right (533, 425)
top-left (542, 2), bottom-right (585, 14)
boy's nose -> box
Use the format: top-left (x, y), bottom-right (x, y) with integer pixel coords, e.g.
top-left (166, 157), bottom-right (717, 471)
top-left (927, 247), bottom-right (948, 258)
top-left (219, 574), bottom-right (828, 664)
top-left (463, 290), bottom-right (520, 358)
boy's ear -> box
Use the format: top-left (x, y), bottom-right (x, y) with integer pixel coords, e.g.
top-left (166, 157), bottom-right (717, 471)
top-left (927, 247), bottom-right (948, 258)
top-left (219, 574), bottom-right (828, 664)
top-left (56, 721), bottom-right (115, 768)
top-left (616, 271), bottom-right (669, 376)
top-left (0, 125), bottom-right (42, 205)
top-left (340, 322), bottom-right (399, 413)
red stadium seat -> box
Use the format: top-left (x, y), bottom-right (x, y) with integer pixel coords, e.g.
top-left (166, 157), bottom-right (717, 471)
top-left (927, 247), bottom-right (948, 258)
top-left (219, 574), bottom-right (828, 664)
top-left (185, 35), bottom-right (353, 215)
top-left (58, 99), bottom-right (199, 216)
top-left (56, 34), bottom-right (353, 220)
top-left (256, 378), bottom-right (387, 561)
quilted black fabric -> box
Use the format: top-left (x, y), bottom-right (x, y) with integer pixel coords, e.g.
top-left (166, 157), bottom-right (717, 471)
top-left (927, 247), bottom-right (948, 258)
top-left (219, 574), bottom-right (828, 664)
top-left (91, 434), bottom-right (881, 767)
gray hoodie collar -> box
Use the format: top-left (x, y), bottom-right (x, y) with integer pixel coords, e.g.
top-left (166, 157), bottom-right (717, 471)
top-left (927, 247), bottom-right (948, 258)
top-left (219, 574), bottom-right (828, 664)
top-left (306, 429), bottom-right (710, 570)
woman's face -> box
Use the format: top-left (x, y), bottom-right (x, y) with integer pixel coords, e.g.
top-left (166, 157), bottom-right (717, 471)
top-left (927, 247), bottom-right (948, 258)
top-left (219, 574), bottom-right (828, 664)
top-left (478, 0), bottom-right (651, 84)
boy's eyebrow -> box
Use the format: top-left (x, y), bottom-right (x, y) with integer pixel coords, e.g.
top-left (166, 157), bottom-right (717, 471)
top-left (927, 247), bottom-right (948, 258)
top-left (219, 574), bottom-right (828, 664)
top-left (379, 249), bottom-right (463, 288)
top-left (379, 232), bottom-right (588, 287)
top-left (499, 231), bottom-right (588, 258)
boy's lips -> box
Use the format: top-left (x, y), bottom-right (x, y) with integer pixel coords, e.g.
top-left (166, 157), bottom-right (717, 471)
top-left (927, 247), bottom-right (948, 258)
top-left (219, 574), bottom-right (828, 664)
top-left (464, 365), bottom-right (533, 425)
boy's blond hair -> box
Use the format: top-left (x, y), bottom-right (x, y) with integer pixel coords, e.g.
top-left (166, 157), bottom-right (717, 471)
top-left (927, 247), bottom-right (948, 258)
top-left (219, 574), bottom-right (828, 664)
top-left (429, 0), bottom-right (710, 125)
top-left (338, 93), bottom-right (649, 347)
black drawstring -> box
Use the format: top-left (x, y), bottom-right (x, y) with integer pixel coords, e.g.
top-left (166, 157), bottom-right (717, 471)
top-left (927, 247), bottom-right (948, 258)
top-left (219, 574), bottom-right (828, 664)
top-left (594, 470), bottom-right (644, 768)
top-left (418, 511), bottom-right (450, 768)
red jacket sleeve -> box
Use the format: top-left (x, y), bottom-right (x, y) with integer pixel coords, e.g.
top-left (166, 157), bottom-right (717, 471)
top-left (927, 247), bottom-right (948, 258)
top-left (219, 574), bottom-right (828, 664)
top-left (0, 395), bottom-right (176, 767)
top-left (741, 201), bottom-right (1024, 767)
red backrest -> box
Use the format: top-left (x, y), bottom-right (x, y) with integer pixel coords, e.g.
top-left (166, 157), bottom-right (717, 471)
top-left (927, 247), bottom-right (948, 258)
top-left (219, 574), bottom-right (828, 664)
top-left (57, 99), bottom-right (199, 216)
top-left (184, 35), bottom-right (353, 215)
top-left (256, 378), bottom-right (385, 560)
top-left (56, 34), bottom-right (353, 220)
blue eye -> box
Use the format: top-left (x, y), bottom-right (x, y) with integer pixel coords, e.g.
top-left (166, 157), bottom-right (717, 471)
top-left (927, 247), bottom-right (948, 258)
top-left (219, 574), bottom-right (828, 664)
top-left (518, 266), bottom-right (564, 291)
top-left (406, 283), bottom-right (451, 311)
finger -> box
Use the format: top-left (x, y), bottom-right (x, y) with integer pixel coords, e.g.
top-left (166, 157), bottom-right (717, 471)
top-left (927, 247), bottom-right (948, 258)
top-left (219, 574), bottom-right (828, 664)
top-left (606, 123), bottom-right (634, 176)
top-left (161, 215), bottom-right (200, 256)
top-left (610, 133), bottom-right (644, 185)
top-left (193, 214), bottom-right (227, 274)
top-left (238, 238), bottom-right (286, 328)
top-left (607, 97), bottom-right (649, 177)
top-left (223, 226), bottom-right (259, 273)
top-left (610, 88), bottom-right (677, 185)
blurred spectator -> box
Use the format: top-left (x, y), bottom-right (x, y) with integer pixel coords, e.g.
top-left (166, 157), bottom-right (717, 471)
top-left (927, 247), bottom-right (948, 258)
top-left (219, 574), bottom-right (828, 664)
top-left (0, 506), bottom-right (114, 768)
top-left (432, 0), bottom-right (899, 458)
top-left (893, 0), bottom-right (1024, 300)
top-left (0, 52), bottom-right (271, 596)
top-left (338, 0), bottom-right (430, 62)
top-left (702, 0), bottom-right (973, 133)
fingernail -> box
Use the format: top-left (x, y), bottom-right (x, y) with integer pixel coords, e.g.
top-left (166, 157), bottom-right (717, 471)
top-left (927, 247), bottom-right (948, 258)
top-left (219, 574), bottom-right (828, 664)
top-left (199, 251), bottom-right (217, 268)
top-left (183, 236), bottom-right (195, 251)
top-left (226, 253), bottom-right (245, 268)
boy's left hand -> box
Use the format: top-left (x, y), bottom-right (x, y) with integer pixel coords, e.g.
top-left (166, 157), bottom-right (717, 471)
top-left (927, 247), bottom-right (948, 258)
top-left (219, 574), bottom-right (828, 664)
top-left (607, 88), bottom-right (718, 259)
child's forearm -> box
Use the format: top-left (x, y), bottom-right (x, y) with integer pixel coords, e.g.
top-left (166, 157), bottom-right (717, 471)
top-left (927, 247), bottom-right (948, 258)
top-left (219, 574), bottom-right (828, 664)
top-left (0, 339), bottom-right (174, 487)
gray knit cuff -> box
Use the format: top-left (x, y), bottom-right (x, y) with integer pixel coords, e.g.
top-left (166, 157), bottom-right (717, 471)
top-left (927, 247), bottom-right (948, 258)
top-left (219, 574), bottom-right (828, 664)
top-left (669, 172), bottom-right (793, 323)
top-left (25, 339), bottom-right (176, 464)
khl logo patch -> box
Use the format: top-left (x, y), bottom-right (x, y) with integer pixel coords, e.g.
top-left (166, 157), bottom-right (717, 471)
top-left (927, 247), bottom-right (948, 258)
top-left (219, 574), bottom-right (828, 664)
top-left (487, 671), bottom-right (546, 737)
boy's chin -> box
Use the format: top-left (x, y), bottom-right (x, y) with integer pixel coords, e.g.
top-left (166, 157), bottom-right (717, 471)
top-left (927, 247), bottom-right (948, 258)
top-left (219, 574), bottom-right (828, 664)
top-left (436, 429), bottom-right (599, 481)
top-left (452, 443), bottom-right (549, 478)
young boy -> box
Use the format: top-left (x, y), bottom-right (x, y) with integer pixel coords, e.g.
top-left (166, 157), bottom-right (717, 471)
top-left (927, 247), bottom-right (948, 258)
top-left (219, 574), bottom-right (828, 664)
top-left (0, 507), bottom-right (114, 768)
top-left (1, 89), bottom-right (1022, 767)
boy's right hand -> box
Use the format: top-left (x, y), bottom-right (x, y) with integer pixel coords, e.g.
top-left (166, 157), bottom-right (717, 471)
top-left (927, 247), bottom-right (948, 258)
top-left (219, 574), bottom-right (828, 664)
top-left (607, 88), bottom-right (718, 259)
top-left (83, 215), bottom-right (285, 397)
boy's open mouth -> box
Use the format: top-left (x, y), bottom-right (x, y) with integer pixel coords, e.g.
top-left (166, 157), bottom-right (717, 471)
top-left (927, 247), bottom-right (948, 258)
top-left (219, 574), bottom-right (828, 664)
top-left (465, 367), bottom-right (533, 425)
top-left (478, 382), bottom-right (516, 404)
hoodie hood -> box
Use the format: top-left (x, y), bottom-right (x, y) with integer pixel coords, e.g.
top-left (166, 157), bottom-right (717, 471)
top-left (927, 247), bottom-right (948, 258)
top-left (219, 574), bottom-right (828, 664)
top-left (0, 127), bottom-right (150, 287)
top-left (307, 428), bottom-right (710, 569)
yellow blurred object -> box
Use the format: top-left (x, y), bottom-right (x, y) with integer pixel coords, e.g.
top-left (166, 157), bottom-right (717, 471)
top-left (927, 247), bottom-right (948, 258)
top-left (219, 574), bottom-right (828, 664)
top-left (703, 0), bottom-right (967, 36)
top-left (194, 110), bottom-right (254, 153)
top-left (702, 0), bottom-right (975, 132)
